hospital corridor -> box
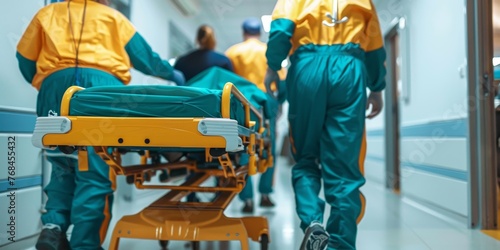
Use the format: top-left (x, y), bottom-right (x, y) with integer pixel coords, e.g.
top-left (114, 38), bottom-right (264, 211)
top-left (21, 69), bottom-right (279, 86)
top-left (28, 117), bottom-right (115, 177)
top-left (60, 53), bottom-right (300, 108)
top-left (2, 0), bottom-right (500, 250)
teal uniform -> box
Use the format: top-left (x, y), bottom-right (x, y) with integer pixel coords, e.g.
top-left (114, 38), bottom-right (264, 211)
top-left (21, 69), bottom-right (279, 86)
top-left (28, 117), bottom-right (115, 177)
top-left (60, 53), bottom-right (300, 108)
top-left (266, 0), bottom-right (386, 249)
top-left (37, 68), bottom-right (121, 249)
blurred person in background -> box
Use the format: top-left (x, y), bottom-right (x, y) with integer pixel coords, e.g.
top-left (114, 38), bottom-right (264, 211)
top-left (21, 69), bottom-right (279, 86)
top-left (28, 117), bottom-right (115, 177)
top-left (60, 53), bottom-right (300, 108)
top-left (226, 17), bottom-right (286, 213)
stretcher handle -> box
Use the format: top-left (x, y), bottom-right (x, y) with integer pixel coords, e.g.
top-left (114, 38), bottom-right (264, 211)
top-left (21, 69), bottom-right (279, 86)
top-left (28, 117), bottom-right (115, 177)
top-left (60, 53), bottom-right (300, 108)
top-left (221, 82), bottom-right (264, 133)
top-left (60, 86), bottom-right (85, 116)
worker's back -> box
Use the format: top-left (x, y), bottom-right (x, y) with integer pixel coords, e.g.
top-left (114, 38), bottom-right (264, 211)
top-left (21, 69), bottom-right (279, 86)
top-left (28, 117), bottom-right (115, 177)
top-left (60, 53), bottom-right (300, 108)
top-left (226, 38), bottom-right (268, 91)
top-left (17, 1), bottom-right (136, 89)
top-left (273, 0), bottom-right (382, 54)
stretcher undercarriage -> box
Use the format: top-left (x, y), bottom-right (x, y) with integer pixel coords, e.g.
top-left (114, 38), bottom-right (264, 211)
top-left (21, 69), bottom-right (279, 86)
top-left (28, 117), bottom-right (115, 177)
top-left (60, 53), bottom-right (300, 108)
top-left (32, 82), bottom-right (273, 250)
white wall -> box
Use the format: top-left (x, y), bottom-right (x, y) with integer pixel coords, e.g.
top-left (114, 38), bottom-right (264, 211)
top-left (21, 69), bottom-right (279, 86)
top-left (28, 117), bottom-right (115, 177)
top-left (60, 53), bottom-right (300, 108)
top-left (128, 0), bottom-right (200, 85)
top-left (371, 0), bottom-right (469, 217)
top-left (403, 0), bottom-right (468, 123)
top-left (371, 0), bottom-right (468, 122)
top-left (0, 1), bottom-right (44, 248)
top-left (0, 0), bottom-right (42, 110)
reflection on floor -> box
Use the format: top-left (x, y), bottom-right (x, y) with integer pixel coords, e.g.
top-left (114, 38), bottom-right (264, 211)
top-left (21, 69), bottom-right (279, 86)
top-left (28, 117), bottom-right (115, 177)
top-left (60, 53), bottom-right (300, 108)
top-left (103, 157), bottom-right (500, 250)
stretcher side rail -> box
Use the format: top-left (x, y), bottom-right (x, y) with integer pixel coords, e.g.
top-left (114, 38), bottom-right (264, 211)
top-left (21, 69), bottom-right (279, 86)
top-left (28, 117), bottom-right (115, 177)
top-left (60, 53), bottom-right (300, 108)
top-left (31, 83), bottom-right (271, 249)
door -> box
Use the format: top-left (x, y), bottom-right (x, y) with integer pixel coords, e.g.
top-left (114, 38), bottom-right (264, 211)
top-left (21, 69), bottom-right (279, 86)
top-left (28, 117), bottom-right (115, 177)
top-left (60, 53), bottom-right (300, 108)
top-left (467, 0), bottom-right (498, 229)
top-left (384, 22), bottom-right (402, 193)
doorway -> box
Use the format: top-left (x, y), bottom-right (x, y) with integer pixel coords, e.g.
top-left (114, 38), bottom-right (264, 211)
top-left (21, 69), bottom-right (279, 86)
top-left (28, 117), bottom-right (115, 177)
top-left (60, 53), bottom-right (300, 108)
top-left (467, 0), bottom-right (498, 231)
top-left (384, 20), bottom-right (402, 193)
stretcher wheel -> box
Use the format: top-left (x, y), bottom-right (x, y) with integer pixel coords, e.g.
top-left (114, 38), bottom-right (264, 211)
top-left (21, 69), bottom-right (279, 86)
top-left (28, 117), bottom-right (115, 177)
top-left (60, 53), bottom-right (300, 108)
top-left (143, 172), bottom-right (152, 182)
top-left (126, 175), bottom-right (134, 184)
top-left (260, 234), bottom-right (269, 250)
top-left (159, 170), bottom-right (169, 182)
top-left (59, 146), bottom-right (77, 154)
top-left (209, 148), bottom-right (226, 157)
top-left (191, 241), bottom-right (199, 250)
top-left (158, 240), bottom-right (168, 249)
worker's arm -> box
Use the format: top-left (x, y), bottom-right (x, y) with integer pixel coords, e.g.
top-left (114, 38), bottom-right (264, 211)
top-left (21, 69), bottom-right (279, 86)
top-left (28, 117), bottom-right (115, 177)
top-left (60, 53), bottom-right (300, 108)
top-left (16, 14), bottom-right (43, 84)
top-left (364, 1), bottom-right (387, 92)
top-left (125, 32), bottom-right (184, 85)
top-left (277, 69), bottom-right (287, 104)
top-left (265, 0), bottom-right (299, 71)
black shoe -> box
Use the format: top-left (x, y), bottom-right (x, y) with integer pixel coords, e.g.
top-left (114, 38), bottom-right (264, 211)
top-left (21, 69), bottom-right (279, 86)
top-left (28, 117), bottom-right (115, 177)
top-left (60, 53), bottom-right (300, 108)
top-left (241, 199), bottom-right (254, 213)
top-left (259, 195), bottom-right (275, 207)
top-left (35, 228), bottom-right (70, 250)
top-left (299, 222), bottom-right (329, 250)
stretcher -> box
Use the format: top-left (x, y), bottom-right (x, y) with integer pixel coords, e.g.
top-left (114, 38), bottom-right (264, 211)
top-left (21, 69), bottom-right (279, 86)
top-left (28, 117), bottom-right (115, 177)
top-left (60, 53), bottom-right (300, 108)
top-left (32, 78), bottom-right (274, 250)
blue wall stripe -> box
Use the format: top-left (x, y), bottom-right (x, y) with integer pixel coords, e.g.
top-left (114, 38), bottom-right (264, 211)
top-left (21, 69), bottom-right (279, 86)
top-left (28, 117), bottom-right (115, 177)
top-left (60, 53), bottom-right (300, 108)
top-left (0, 175), bottom-right (42, 193)
top-left (366, 154), bottom-right (467, 181)
top-left (366, 129), bottom-right (384, 137)
top-left (0, 111), bottom-right (37, 133)
top-left (366, 118), bottom-right (468, 138)
top-left (401, 162), bottom-right (468, 181)
top-left (366, 155), bottom-right (384, 162)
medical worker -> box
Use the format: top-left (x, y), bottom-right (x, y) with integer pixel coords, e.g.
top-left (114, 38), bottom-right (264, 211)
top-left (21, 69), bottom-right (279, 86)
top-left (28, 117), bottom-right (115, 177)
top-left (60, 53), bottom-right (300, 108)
top-left (225, 17), bottom-right (285, 213)
top-left (174, 25), bottom-right (233, 81)
top-left (174, 25), bottom-right (233, 202)
top-left (265, 0), bottom-right (385, 249)
top-left (16, 0), bottom-right (184, 249)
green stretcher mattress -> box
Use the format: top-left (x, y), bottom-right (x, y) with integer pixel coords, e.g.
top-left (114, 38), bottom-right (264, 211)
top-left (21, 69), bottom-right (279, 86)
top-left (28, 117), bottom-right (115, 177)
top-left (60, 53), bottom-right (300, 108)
top-left (186, 67), bottom-right (278, 120)
top-left (68, 85), bottom-right (246, 125)
top-left (69, 67), bottom-right (277, 130)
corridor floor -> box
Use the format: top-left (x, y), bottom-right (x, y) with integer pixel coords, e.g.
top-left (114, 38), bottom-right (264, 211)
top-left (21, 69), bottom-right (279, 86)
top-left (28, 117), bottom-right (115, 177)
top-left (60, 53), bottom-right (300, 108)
top-left (103, 157), bottom-right (500, 250)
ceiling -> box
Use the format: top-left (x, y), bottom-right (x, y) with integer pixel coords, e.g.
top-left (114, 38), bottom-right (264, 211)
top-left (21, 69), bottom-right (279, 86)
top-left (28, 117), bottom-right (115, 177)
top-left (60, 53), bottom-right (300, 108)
top-left (188, 0), bottom-right (277, 51)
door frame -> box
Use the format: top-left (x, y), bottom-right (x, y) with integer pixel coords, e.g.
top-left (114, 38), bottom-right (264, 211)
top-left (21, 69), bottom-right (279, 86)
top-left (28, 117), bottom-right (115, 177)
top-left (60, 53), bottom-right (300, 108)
top-left (466, 0), bottom-right (498, 229)
top-left (384, 19), bottom-right (401, 192)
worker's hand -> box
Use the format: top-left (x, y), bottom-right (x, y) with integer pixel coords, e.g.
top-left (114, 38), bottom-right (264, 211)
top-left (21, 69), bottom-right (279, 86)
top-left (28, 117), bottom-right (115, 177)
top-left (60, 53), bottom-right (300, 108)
top-left (171, 70), bottom-right (186, 86)
top-left (264, 68), bottom-right (280, 97)
top-left (366, 91), bottom-right (383, 119)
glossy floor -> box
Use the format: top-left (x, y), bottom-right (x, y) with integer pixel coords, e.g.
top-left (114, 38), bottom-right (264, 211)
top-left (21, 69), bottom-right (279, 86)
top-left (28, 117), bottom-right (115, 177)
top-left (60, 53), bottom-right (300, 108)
top-left (102, 157), bottom-right (500, 250)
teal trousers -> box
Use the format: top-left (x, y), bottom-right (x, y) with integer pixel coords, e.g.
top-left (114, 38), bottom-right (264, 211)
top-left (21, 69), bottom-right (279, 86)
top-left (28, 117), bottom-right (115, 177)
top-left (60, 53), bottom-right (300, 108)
top-left (287, 44), bottom-right (367, 250)
top-left (239, 118), bottom-right (276, 200)
top-left (38, 68), bottom-right (122, 250)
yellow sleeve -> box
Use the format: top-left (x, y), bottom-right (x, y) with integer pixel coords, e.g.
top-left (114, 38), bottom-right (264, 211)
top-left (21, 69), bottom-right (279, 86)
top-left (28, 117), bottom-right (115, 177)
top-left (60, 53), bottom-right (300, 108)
top-left (115, 11), bottom-right (137, 46)
top-left (365, 0), bottom-right (384, 51)
top-left (272, 0), bottom-right (301, 21)
top-left (17, 13), bottom-right (43, 60)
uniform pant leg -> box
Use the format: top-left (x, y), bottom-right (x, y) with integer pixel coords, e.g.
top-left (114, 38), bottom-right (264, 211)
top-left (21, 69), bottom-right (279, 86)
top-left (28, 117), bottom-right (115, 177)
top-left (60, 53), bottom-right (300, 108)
top-left (41, 154), bottom-right (77, 233)
top-left (321, 56), bottom-right (367, 250)
top-left (258, 117), bottom-right (277, 195)
top-left (287, 55), bottom-right (329, 231)
top-left (238, 153), bottom-right (254, 201)
top-left (70, 147), bottom-right (113, 250)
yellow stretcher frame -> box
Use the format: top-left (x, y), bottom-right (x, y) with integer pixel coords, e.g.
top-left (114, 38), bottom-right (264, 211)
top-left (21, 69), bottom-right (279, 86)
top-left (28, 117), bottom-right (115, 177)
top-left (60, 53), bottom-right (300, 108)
top-left (32, 82), bottom-right (273, 250)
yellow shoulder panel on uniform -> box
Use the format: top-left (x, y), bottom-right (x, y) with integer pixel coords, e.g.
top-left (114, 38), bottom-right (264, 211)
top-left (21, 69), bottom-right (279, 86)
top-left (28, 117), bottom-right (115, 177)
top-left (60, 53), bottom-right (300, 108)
top-left (288, 0), bottom-right (384, 52)
top-left (114, 10), bottom-right (137, 46)
top-left (272, 0), bottom-right (304, 22)
top-left (16, 5), bottom-right (51, 60)
top-left (364, 0), bottom-right (384, 51)
top-left (20, 1), bottom-right (136, 89)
